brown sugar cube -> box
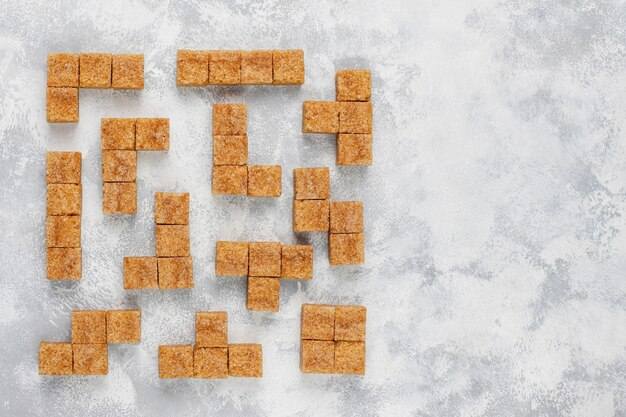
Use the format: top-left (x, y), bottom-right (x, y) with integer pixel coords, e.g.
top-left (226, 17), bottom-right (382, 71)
top-left (281, 245), bottom-right (313, 279)
top-left (101, 118), bottom-right (136, 150)
top-left (71, 310), bottom-right (107, 344)
top-left (302, 101), bottom-right (340, 134)
top-left (107, 310), bottom-right (141, 343)
top-left (159, 345), bottom-right (193, 378)
top-left (241, 50), bottom-right (273, 85)
top-left (336, 69), bottom-right (371, 102)
top-left (155, 192), bottom-right (189, 225)
top-left (195, 311), bottom-right (228, 347)
top-left (123, 257), bottom-right (158, 289)
top-left (215, 241), bottom-right (248, 276)
top-left (293, 200), bottom-right (329, 232)
top-left (176, 50), bottom-right (209, 86)
top-left (194, 347), bottom-right (228, 378)
top-left (47, 247), bottom-right (81, 280)
top-left (102, 182), bottom-right (137, 215)
top-left (329, 233), bottom-right (365, 265)
top-left (272, 49), bottom-right (304, 85)
top-left (47, 53), bottom-right (79, 87)
top-left (212, 165), bottom-right (247, 195)
top-left (111, 54), bottom-right (144, 89)
top-left (339, 102), bottom-right (373, 134)
top-left (73, 344), bottom-right (108, 375)
top-left (136, 118), bottom-right (169, 151)
top-left (337, 134), bottom-right (372, 166)
top-left (247, 277), bottom-right (280, 312)
top-left (212, 104), bottom-right (247, 136)
top-left (293, 167), bottom-right (330, 200)
top-left (330, 201), bottom-right (364, 234)
top-left (248, 242), bottom-right (281, 277)
top-left (158, 257), bottom-right (194, 289)
top-left (334, 341), bottom-right (365, 375)
top-left (79, 53), bottom-right (112, 88)
top-left (209, 50), bottom-right (241, 85)
top-left (46, 215), bottom-right (81, 248)
top-left (301, 340), bottom-right (334, 374)
top-left (46, 151), bottom-right (81, 184)
top-left (155, 225), bottom-right (190, 257)
top-left (102, 150), bottom-right (137, 182)
top-left (247, 165), bottom-right (282, 197)
top-left (334, 305), bottom-right (366, 341)
top-left (301, 304), bottom-right (335, 340)
top-left (228, 344), bottom-right (263, 377)
top-left (46, 87), bottom-right (79, 123)
top-left (39, 342), bottom-right (73, 376)
top-left (213, 135), bottom-right (248, 166)
top-left (47, 184), bottom-right (81, 215)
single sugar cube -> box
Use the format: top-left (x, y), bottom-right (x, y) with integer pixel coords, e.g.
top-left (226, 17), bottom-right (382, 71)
top-left (212, 104), bottom-right (247, 136)
top-left (209, 50), bottom-right (241, 85)
top-left (228, 344), bottom-right (263, 377)
top-left (339, 102), bottom-right (373, 134)
top-left (79, 53), bottom-right (112, 88)
top-left (337, 134), bottom-right (372, 166)
top-left (194, 347), bottom-right (229, 378)
top-left (215, 241), bottom-right (249, 276)
top-left (293, 167), bottom-right (330, 200)
top-left (293, 200), bottom-right (329, 232)
top-left (247, 276), bottom-right (280, 312)
top-left (302, 101), bottom-right (340, 133)
top-left (334, 305), bottom-right (366, 341)
top-left (301, 304), bottom-right (335, 340)
top-left (159, 345), bottom-right (193, 378)
top-left (46, 87), bottom-right (79, 123)
top-left (300, 340), bottom-right (334, 374)
top-left (158, 257), bottom-right (194, 289)
top-left (334, 341), bottom-right (365, 375)
top-left (272, 50), bottom-right (304, 85)
top-left (47, 53), bottom-right (79, 87)
top-left (111, 54), bottom-right (144, 89)
top-left (281, 244), bottom-right (313, 279)
top-left (336, 69), bottom-right (371, 102)
top-left (176, 50), bottom-right (209, 86)
top-left (330, 201), bottom-right (364, 234)
top-left (241, 50), bottom-right (273, 85)
top-left (47, 247), bottom-right (81, 280)
top-left (124, 257), bottom-right (158, 289)
top-left (155, 192), bottom-right (189, 225)
top-left (329, 233), bottom-right (365, 265)
top-left (71, 310), bottom-right (107, 344)
top-left (247, 165), bottom-right (282, 197)
top-left (73, 344), bottom-right (108, 375)
top-left (101, 118), bottom-right (136, 150)
top-left (102, 150), bottom-right (137, 182)
top-left (102, 182), bottom-right (137, 215)
top-left (213, 135), bottom-right (248, 166)
top-left (39, 342), bottom-right (73, 376)
top-left (47, 184), bottom-right (81, 215)
top-left (156, 225), bottom-right (190, 257)
top-left (212, 165), bottom-right (247, 195)
top-left (195, 311), bottom-right (228, 347)
top-left (46, 215), bottom-right (81, 248)
top-left (46, 151), bottom-right (81, 184)
top-left (136, 118), bottom-right (169, 151)
top-left (107, 310), bottom-right (141, 343)
top-left (248, 242), bottom-right (281, 277)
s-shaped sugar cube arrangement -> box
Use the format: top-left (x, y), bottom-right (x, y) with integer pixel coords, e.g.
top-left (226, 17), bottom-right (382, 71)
top-left (41, 49), bottom-right (372, 378)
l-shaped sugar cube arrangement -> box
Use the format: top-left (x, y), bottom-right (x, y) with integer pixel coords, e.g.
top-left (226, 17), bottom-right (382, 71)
top-left (41, 49), bottom-right (372, 378)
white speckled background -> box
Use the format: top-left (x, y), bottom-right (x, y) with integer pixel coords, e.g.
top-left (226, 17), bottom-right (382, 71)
top-left (1, 0), bottom-right (626, 415)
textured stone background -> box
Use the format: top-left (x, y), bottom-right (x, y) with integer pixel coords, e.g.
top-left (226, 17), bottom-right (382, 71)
top-left (1, 0), bottom-right (625, 416)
